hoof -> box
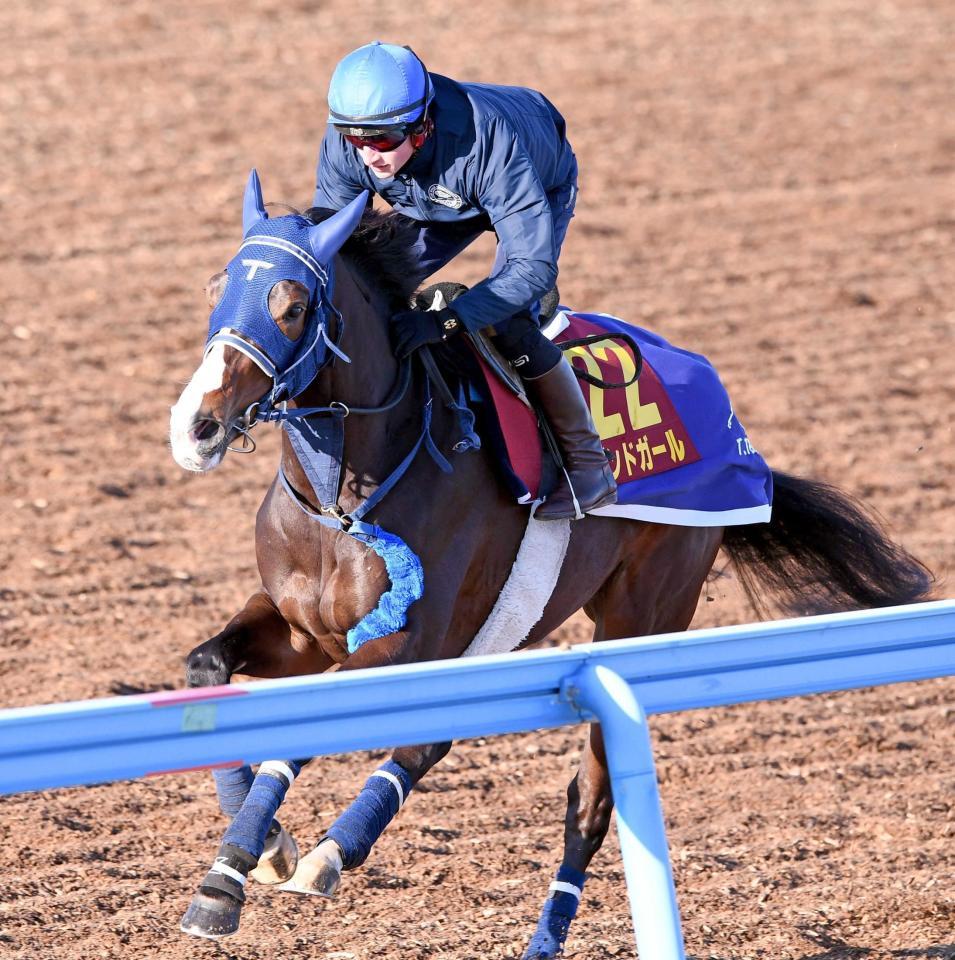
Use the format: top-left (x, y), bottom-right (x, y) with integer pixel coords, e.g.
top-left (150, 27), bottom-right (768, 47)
top-left (522, 948), bottom-right (561, 960)
top-left (278, 839), bottom-right (342, 898)
top-left (180, 887), bottom-right (243, 939)
top-left (250, 821), bottom-right (299, 885)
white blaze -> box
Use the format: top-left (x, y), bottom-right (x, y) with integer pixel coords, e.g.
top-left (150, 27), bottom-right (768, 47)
top-left (169, 344), bottom-right (228, 472)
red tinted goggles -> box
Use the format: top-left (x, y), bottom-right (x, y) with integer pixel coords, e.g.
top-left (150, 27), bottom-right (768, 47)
top-left (336, 126), bottom-right (410, 153)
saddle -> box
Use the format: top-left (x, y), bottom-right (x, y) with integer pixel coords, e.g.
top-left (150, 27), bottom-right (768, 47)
top-left (410, 286), bottom-right (773, 528)
top-left (412, 283), bottom-right (570, 504)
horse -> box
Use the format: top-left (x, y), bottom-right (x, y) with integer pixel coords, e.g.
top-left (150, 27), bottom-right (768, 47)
top-left (168, 172), bottom-right (933, 957)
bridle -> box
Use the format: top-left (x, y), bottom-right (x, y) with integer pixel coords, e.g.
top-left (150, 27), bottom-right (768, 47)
top-left (193, 172), bottom-right (444, 654)
top-left (203, 223), bottom-right (455, 533)
top-left (208, 284), bottom-right (413, 435)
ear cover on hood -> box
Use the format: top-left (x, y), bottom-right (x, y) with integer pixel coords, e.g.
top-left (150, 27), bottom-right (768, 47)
top-left (307, 190), bottom-right (369, 266)
top-left (242, 169), bottom-right (268, 235)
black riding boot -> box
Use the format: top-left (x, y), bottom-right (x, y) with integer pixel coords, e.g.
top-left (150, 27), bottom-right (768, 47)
top-left (491, 313), bottom-right (617, 520)
top-left (524, 359), bottom-right (617, 520)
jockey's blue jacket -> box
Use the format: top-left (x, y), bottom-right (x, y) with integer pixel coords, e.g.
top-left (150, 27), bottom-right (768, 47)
top-left (313, 73), bottom-right (578, 333)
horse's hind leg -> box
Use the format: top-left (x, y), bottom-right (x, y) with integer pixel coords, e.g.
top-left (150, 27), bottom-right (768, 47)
top-left (523, 525), bottom-right (721, 959)
top-left (282, 740), bottom-right (452, 898)
top-left (523, 723), bottom-right (612, 960)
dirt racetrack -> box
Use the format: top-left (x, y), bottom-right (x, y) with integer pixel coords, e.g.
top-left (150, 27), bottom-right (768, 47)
top-left (1, 1), bottom-right (953, 958)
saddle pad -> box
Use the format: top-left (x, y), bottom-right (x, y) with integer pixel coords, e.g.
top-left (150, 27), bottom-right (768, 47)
top-left (475, 308), bottom-right (773, 527)
top-left (467, 346), bottom-right (542, 501)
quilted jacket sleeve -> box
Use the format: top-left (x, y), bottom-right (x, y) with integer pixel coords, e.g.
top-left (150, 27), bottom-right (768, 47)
top-left (448, 117), bottom-right (558, 332)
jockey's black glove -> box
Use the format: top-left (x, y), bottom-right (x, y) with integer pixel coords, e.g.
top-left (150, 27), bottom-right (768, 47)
top-left (389, 307), bottom-right (462, 359)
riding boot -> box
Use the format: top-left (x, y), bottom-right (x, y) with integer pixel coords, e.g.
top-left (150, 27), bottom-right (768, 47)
top-left (524, 358), bottom-right (617, 520)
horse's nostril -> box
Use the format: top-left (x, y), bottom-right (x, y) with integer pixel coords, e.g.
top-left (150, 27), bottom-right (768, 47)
top-left (191, 418), bottom-right (222, 444)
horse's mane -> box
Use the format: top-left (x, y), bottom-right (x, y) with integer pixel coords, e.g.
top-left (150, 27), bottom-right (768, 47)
top-left (304, 206), bottom-right (425, 311)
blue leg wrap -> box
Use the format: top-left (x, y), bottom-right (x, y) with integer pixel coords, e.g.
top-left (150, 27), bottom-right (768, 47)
top-left (221, 759), bottom-right (303, 860)
top-left (324, 760), bottom-right (413, 869)
top-left (524, 865), bottom-right (586, 960)
top-left (212, 764), bottom-right (254, 816)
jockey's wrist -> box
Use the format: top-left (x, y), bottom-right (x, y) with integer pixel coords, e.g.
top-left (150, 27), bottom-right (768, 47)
top-left (434, 307), bottom-right (461, 340)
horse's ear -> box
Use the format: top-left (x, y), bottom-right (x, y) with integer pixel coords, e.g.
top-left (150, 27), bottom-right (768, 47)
top-left (242, 169), bottom-right (268, 234)
top-left (307, 191), bottom-right (369, 266)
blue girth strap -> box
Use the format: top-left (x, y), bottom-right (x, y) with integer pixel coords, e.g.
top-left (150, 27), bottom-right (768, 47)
top-left (449, 380), bottom-right (481, 453)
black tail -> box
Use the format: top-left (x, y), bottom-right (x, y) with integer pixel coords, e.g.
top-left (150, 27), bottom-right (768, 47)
top-left (721, 470), bottom-right (935, 617)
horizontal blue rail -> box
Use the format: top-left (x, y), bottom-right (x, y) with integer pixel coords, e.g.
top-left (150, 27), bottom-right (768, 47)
top-left (1, 600), bottom-right (952, 796)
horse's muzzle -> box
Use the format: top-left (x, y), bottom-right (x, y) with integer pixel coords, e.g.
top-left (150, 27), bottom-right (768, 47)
top-left (189, 416), bottom-right (227, 457)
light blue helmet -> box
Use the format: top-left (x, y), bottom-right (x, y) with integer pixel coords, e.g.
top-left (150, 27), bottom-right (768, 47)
top-left (327, 41), bottom-right (434, 130)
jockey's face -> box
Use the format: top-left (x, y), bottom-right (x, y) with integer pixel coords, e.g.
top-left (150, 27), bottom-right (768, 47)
top-left (357, 137), bottom-right (416, 179)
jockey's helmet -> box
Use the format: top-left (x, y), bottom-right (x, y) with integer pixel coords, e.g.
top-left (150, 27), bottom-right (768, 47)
top-left (327, 41), bottom-right (434, 136)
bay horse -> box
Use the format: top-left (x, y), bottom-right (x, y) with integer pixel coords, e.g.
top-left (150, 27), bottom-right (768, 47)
top-left (168, 172), bottom-right (932, 957)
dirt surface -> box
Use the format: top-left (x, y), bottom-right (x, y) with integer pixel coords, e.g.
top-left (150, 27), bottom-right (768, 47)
top-left (1, 1), bottom-right (953, 958)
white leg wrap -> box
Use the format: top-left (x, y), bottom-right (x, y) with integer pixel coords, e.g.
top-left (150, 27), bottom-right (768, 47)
top-left (259, 760), bottom-right (297, 785)
top-left (370, 769), bottom-right (406, 807)
top-left (549, 880), bottom-right (582, 899)
top-left (211, 859), bottom-right (247, 886)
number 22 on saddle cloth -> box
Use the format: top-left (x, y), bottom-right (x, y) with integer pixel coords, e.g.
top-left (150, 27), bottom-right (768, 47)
top-left (470, 309), bottom-right (773, 527)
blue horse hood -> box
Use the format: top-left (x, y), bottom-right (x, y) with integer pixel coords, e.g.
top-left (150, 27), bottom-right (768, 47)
top-left (205, 171), bottom-right (367, 402)
top-left (207, 214), bottom-right (331, 369)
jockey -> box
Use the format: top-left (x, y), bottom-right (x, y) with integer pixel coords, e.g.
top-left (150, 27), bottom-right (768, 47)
top-left (313, 41), bottom-right (616, 520)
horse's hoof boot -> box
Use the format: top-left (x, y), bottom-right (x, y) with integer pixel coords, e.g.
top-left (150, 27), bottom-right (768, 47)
top-left (250, 822), bottom-right (299, 884)
top-left (521, 939), bottom-right (563, 959)
top-left (278, 840), bottom-right (342, 898)
top-left (180, 888), bottom-right (242, 939)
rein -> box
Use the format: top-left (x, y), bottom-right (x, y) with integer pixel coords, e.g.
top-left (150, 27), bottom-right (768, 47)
top-left (257, 354), bottom-right (412, 423)
top-left (204, 197), bottom-right (474, 537)
top-left (557, 332), bottom-right (643, 389)
top-left (254, 326), bottom-right (455, 533)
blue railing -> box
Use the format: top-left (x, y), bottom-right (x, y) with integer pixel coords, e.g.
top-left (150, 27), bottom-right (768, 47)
top-left (1, 600), bottom-right (953, 959)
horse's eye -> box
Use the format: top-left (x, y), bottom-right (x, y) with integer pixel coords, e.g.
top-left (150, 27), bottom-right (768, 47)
top-left (287, 303), bottom-right (306, 320)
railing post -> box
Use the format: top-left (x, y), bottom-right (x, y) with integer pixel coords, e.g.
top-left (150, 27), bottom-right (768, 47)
top-left (565, 663), bottom-right (685, 960)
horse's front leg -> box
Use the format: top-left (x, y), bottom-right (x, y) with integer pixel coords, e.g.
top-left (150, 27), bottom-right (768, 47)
top-left (281, 739), bottom-right (452, 897)
top-left (181, 591), bottom-right (332, 939)
top-left (280, 626), bottom-right (455, 899)
top-left (184, 589), bottom-right (301, 688)
top-left (186, 590), bottom-right (304, 835)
